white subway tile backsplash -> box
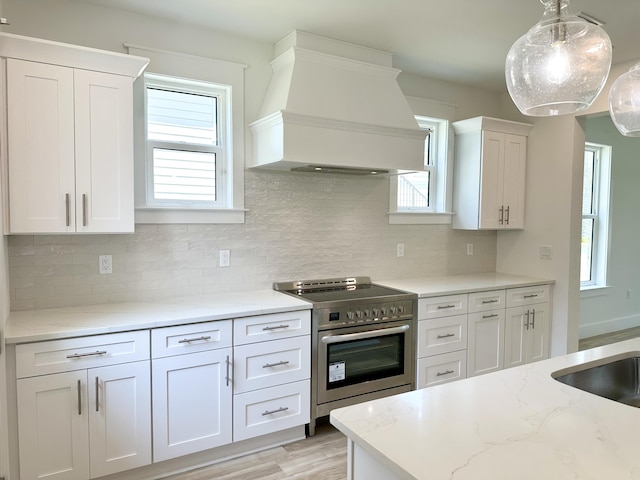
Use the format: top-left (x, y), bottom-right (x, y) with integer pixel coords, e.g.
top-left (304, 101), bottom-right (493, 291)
top-left (8, 170), bottom-right (497, 310)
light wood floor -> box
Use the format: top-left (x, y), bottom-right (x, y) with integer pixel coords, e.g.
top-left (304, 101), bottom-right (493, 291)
top-left (162, 421), bottom-right (346, 480)
top-left (579, 325), bottom-right (640, 350)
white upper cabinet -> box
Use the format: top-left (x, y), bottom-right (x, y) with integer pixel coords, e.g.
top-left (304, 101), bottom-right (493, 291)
top-left (452, 116), bottom-right (532, 230)
top-left (1, 33), bottom-right (148, 234)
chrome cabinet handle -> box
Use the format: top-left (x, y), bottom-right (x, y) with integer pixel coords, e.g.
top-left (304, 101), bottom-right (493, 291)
top-left (437, 305), bottom-right (456, 310)
top-left (505, 205), bottom-right (510, 225)
top-left (95, 377), bottom-right (99, 412)
top-left (436, 333), bottom-right (455, 339)
top-left (524, 311), bottom-right (530, 330)
top-left (262, 406), bottom-right (289, 416)
top-left (263, 360), bottom-right (290, 368)
top-left (531, 309), bottom-right (536, 329)
top-left (483, 313), bottom-right (499, 319)
top-left (482, 299), bottom-right (498, 304)
top-left (262, 324), bottom-right (290, 331)
top-left (66, 350), bottom-right (107, 359)
top-left (65, 193), bottom-right (71, 227)
top-left (499, 206), bottom-right (504, 225)
top-left (436, 370), bottom-right (454, 377)
top-left (82, 193), bottom-right (88, 227)
top-left (225, 355), bottom-right (230, 387)
top-left (178, 335), bottom-right (212, 344)
top-left (524, 294), bottom-right (538, 299)
top-left (321, 324), bottom-right (409, 344)
top-left (77, 379), bottom-right (82, 415)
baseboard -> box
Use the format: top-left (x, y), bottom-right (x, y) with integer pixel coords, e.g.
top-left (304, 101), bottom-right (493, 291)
top-left (579, 313), bottom-right (640, 339)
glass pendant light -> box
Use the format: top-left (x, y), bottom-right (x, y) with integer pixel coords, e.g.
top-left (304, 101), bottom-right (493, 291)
top-left (505, 0), bottom-right (612, 116)
top-left (609, 62), bottom-right (640, 137)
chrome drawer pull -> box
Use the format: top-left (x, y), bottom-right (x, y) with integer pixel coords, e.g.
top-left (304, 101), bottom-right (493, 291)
top-left (436, 370), bottom-right (454, 377)
top-left (436, 333), bottom-right (455, 339)
top-left (482, 299), bottom-right (498, 304)
top-left (524, 294), bottom-right (538, 299)
top-left (67, 350), bottom-right (107, 359)
top-left (505, 205), bottom-right (510, 225)
top-left (82, 193), bottom-right (88, 227)
top-left (263, 360), bottom-right (290, 369)
top-left (178, 335), bottom-right (212, 344)
top-left (437, 305), bottom-right (456, 310)
top-left (262, 406), bottom-right (289, 416)
top-left (77, 379), bottom-right (82, 415)
top-left (225, 355), bottom-right (231, 387)
top-left (531, 309), bottom-right (536, 329)
top-left (483, 314), bottom-right (499, 319)
top-left (262, 324), bottom-right (290, 331)
top-left (65, 193), bottom-right (71, 227)
top-left (95, 377), bottom-right (100, 412)
top-left (524, 311), bottom-right (531, 330)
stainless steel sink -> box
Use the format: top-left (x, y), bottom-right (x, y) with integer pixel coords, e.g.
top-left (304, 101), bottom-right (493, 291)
top-left (553, 354), bottom-right (640, 407)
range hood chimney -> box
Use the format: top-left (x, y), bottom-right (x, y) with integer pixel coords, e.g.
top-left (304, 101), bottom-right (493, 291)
top-left (249, 31), bottom-right (427, 174)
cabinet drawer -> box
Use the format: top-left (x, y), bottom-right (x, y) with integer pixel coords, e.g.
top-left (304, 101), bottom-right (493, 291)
top-left (233, 336), bottom-right (310, 394)
top-left (233, 379), bottom-right (310, 442)
top-left (418, 294), bottom-right (468, 320)
top-left (417, 315), bottom-right (467, 358)
top-left (151, 320), bottom-right (232, 359)
top-left (234, 310), bottom-right (311, 346)
top-left (468, 290), bottom-right (505, 313)
top-left (506, 285), bottom-right (550, 308)
top-left (16, 330), bottom-right (150, 379)
top-left (416, 350), bottom-right (467, 389)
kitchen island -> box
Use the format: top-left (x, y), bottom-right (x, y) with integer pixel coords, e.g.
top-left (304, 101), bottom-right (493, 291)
top-left (330, 337), bottom-right (640, 480)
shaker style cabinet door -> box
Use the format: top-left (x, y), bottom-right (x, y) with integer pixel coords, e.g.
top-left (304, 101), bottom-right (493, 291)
top-left (17, 371), bottom-right (90, 480)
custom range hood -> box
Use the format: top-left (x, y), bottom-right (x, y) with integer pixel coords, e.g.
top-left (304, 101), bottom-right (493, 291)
top-left (249, 31), bottom-right (427, 175)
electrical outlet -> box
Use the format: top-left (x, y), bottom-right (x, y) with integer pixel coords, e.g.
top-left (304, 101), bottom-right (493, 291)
top-left (397, 243), bottom-right (405, 257)
top-left (466, 243), bottom-right (473, 256)
top-left (219, 249), bottom-right (230, 267)
top-left (99, 255), bottom-right (112, 275)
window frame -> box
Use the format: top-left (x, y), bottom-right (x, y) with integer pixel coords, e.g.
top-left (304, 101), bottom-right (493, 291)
top-left (143, 73), bottom-right (229, 209)
top-left (389, 115), bottom-right (454, 225)
top-left (580, 142), bottom-right (611, 291)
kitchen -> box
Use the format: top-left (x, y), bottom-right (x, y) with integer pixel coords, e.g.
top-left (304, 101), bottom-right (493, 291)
top-left (1, 0), bottom-right (640, 479)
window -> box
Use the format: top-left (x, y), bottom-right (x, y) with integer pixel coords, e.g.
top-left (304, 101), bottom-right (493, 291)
top-left (389, 115), bottom-right (453, 224)
top-left (581, 142), bottom-right (611, 289)
top-left (144, 74), bottom-right (228, 208)
top-left (127, 44), bottom-right (245, 224)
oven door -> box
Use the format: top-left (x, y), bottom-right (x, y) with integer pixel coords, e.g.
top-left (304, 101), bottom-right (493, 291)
top-left (317, 319), bottom-right (413, 405)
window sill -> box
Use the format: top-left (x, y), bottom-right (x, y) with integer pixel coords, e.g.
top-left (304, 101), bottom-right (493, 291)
top-left (388, 212), bottom-right (453, 225)
top-left (135, 207), bottom-right (246, 224)
top-left (580, 285), bottom-right (611, 298)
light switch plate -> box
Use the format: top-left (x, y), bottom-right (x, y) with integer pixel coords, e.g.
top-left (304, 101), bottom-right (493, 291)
top-left (539, 245), bottom-right (553, 260)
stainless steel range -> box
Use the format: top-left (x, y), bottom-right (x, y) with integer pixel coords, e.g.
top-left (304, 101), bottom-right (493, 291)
top-left (274, 276), bottom-right (416, 436)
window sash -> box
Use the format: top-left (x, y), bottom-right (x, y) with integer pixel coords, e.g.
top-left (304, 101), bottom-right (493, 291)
top-left (396, 124), bottom-right (435, 212)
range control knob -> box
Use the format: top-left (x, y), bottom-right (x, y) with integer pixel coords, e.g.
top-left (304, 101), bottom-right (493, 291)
top-left (381, 307), bottom-right (388, 316)
top-left (372, 308), bottom-right (379, 317)
top-left (346, 311), bottom-right (355, 320)
top-left (356, 310), bottom-right (364, 319)
top-left (390, 306), bottom-right (398, 315)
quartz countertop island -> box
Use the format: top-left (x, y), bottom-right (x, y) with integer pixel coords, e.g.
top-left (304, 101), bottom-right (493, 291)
top-left (330, 338), bottom-right (640, 480)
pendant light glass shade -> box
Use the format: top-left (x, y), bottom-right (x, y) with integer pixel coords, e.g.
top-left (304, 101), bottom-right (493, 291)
top-left (609, 62), bottom-right (640, 137)
top-left (505, 0), bottom-right (612, 116)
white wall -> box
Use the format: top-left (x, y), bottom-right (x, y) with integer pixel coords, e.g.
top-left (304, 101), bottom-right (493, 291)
top-left (579, 115), bottom-right (640, 338)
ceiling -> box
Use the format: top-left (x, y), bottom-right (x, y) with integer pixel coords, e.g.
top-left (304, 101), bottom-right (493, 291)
top-left (78, 0), bottom-right (640, 92)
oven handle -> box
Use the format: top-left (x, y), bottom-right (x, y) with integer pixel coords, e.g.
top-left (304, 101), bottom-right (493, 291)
top-left (320, 324), bottom-right (410, 344)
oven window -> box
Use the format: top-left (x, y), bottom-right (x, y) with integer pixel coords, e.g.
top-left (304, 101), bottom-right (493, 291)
top-left (326, 333), bottom-right (405, 389)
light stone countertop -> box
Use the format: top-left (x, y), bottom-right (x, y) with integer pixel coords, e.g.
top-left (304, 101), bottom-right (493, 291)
top-left (376, 272), bottom-right (554, 297)
top-left (5, 289), bottom-right (311, 343)
top-left (330, 339), bottom-right (640, 480)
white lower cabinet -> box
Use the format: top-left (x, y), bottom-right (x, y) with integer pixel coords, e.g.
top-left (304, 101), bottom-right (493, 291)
top-left (16, 333), bottom-right (152, 480)
top-left (467, 310), bottom-right (505, 377)
top-left (504, 303), bottom-right (550, 369)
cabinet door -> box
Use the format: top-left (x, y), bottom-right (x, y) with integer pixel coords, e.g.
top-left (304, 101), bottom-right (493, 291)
top-left (74, 69), bottom-right (134, 233)
top-left (152, 348), bottom-right (232, 462)
top-left (527, 303), bottom-right (550, 364)
top-left (478, 130), bottom-right (505, 229)
top-left (467, 310), bottom-right (505, 377)
top-left (7, 59), bottom-right (76, 233)
top-left (501, 134), bottom-right (527, 229)
top-left (17, 371), bottom-right (90, 480)
top-left (504, 306), bottom-right (527, 369)
top-left (88, 361), bottom-right (151, 478)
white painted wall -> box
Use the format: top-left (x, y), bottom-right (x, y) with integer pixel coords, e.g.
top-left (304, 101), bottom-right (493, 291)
top-left (580, 115), bottom-right (640, 338)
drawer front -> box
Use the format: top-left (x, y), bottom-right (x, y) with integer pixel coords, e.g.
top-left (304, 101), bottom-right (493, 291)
top-left (506, 285), bottom-right (550, 308)
top-left (468, 290), bottom-right (506, 313)
top-left (16, 330), bottom-right (150, 378)
top-left (417, 315), bottom-right (468, 358)
top-left (151, 320), bottom-right (232, 359)
top-left (416, 350), bottom-right (467, 389)
top-left (233, 379), bottom-right (310, 442)
top-left (233, 336), bottom-right (310, 394)
top-left (233, 310), bottom-right (311, 346)
top-left (418, 294), bottom-right (468, 320)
